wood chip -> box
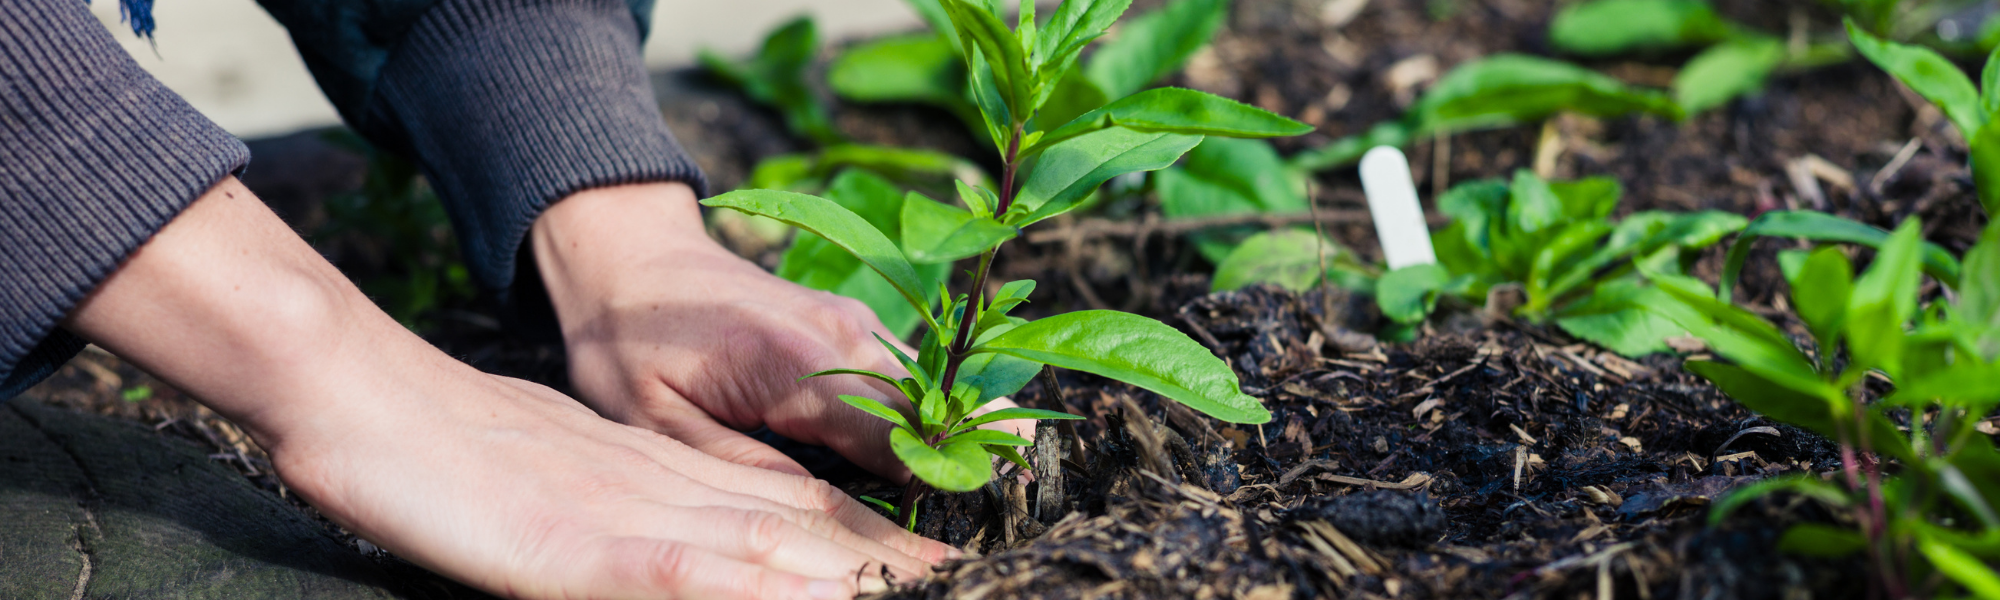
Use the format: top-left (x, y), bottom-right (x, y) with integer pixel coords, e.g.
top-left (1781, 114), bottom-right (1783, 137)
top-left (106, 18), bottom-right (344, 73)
top-left (1510, 423), bottom-right (1538, 445)
top-left (1318, 471), bottom-right (1433, 490)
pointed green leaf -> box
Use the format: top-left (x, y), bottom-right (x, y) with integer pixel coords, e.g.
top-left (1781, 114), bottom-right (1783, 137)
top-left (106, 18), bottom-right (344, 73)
top-left (830, 33), bottom-right (968, 107)
top-left (1377, 264), bottom-right (1456, 324)
top-left (1212, 229), bottom-right (1367, 293)
top-left (1718, 210), bottom-right (1960, 303)
top-left (1008, 128), bottom-right (1203, 226)
top-left (1845, 219), bottom-right (1923, 376)
top-left (839, 394), bottom-right (917, 434)
top-left (1548, 0), bottom-right (1733, 56)
top-left (900, 192), bottom-right (1019, 263)
top-left (1959, 221), bottom-right (2000, 360)
top-left (1974, 123), bottom-right (2000, 217)
top-left (959, 407), bottom-right (1085, 430)
top-left (804, 368), bottom-right (906, 390)
top-left (892, 427), bottom-right (992, 491)
top-left (987, 280), bottom-right (1037, 315)
top-left (941, 0), bottom-right (1035, 120)
top-left (985, 444), bottom-right (1034, 472)
top-left (1792, 246), bottom-right (1853, 355)
top-left (944, 429), bottom-right (1033, 446)
top-left (1672, 36), bottom-right (1785, 115)
top-left (1848, 19), bottom-right (1984, 139)
top-left (875, 332), bottom-right (933, 389)
top-left (1553, 279), bottom-right (1693, 357)
top-left (1028, 87), bottom-right (1312, 158)
top-left (699, 17), bottom-right (843, 145)
top-left (1081, 0), bottom-right (1227, 98)
top-left (1708, 474), bottom-right (1851, 525)
top-left (956, 179), bottom-right (998, 218)
top-left (1154, 137), bottom-right (1308, 260)
top-left (1684, 361), bottom-right (1839, 437)
top-left (1036, 0), bottom-right (1135, 84)
top-left (715, 189), bottom-right (936, 329)
top-left (975, 310), bottom-right (1271, 423)
top-left (1411, 54), bottom-right (1685, 134)
top-left (1920, 535), bottom-right (2000, 600)
top-left (1776, 524), bottom-right (1867, 558)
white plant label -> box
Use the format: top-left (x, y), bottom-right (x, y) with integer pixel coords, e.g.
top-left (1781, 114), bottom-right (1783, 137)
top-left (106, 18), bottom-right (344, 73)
top-left (1359, 146), bottom-right (1437, 269)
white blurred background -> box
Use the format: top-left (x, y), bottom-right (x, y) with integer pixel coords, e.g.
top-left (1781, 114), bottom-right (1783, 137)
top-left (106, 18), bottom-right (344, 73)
top-left (84, 0), bottom-right (924, 138)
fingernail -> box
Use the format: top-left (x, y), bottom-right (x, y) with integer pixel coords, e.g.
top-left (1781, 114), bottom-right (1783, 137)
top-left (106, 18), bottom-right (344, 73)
top-left (807, 579), bottom-right (848, 600)
top-left (940, 546), bottom-right (964, 560)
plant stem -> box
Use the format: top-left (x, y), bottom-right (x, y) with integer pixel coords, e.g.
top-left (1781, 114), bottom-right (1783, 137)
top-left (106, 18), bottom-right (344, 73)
top-left (937, 124), bottom-right (1022, 399)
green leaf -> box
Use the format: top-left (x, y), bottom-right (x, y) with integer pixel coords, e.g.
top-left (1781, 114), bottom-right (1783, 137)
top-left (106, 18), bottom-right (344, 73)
top-left (1776, 523), bottom-right (1867, 558)
top-left (1029, 69), bottom-right (1112, 139)
top-left (1644, 270), bottom-right (1833, 397)
top-left (1847, 19), bottom-right (1984, 138)
top-left (839, 394), bottom-right (917, 434)
top-left (699, 17), bottom-right (844, 145)
top-left (1718, 210), bottom-right (1960, 303)
top-left (1082, 0), bottom-right (1228, 98)
top-left (1684, 361), bottom-right (1840, 437)
top-left (1287, 120), bottom-right (1414, 172)
top-left (858, 494), bottom-right (899, 515)
top-left (987, 279), bottom-right (1037, 315)
top-left (1882, 362), bottom-right (2000, 410)
top-left (1036, 0), bottom-right (1136, 86)
top-left (1508, 169), bottom-right (1566, 235)
top-left (1009, 128), bottom-right (1203, 226)
top-left (986, 444), bottom-right (1034, 472)
top-left (1377, 264), bottom-right (1455, 324)
top-left (1921, 535), bottom-right (2000, 600)
top-left (943, 429), bottom-right (1033, 446)
top-left (1984, 44), bottom-right (2000, 118)
top-left (1553, 279), bottom-right (1692, 357)
top-left (767, 173), bottom-right (946, 336)
top-left (1155, 137), bottom-right (1308, 260)
top-left (805, 368), bottom-right (906, 390)
top-left (1845, 219), bottom-right (1923, 376)
top-left (830, 34), bottom-right (968, 106)
top-left (1973, 123), bottom-right (2000, 217)
top-left (1960, 221), bottom-right (2000, 360)
top-left (941, 0), bottom-right (1036, 121)
top-left (955, 351), bottom-right (1042, 405)
top-left (958, 407), bottom-right (1085, 430)
top-left (1792, 246), bottom-right (1854, 355)
top-left (892, 427), bottom-right (992, 491)
top-left (1548, 0), bottom-right (1733, 57)
top-left (1410, 54), bottom-right (1685, 135)
top-left (1550, 176), bottom-right (1622, 222)
top-left (875, 332), bottom-right (934, 391)
top-left (1707, 473), bottom-right (1851, 526)
top-left (1211, 229), bottom-right (1362, 292)
top-left (1673, 36), bottom-right (1786, 115)
top-left (956, 179), bottom-right (999, 218)
top-left (1027, 87), bottom-right (1312, 158)
top-left (900, 192), bottom-right (1019, 264)
top-left (976, 310), bottom-right (1271, 423)
top-left (706, 190), bottom-right (931, 321)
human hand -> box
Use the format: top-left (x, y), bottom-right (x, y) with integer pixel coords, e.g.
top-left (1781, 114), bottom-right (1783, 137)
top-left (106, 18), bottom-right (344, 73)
top-left (532, 182), bottom-right (1030, 481)
top-left (65, 178), bottom-right (956, 598)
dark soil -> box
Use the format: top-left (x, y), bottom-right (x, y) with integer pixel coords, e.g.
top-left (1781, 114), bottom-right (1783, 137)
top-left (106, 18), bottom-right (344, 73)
top-left (18, 0), bottom-right (1996, 598)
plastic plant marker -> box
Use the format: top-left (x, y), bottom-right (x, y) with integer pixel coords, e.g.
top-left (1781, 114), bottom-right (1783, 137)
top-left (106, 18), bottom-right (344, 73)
top-left (1360, 146), bottom-right (1438, 269)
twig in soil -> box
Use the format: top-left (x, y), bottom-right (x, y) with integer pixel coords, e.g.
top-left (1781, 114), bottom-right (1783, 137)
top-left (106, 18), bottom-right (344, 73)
top-left (1710, 425), bottom-right (1781, 458)
top-left (1868, 137), bottom-right (1923, 196)
top-left (1319, 472), bottom-right (1432, 491)
top-left (1395, 358), bottom-right (1485, 399)
top-left (1176, 309), bottom-right (1229, 359)
top-left (1023, 209), bottom-right (1374, 244)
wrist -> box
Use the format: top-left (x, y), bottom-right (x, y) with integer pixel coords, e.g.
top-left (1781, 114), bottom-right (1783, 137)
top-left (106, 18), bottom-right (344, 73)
top-left (530, 181), bottom-right (722, 334)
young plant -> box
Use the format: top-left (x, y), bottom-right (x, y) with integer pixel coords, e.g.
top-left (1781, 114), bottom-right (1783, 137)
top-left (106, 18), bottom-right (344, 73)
top-left (701, 0), bottom-right (1304, 520)
top-left (1209, 228), bottom-right (1376, 294)
top-left (1548, 0), bottom-right (1851, 115)
top-left (1289, 54), bottom-right (1684, 172)
top-left (831, 0), bottom-right (1230, 146)
top-left (1643, 217), bottom-right (2000, 600)
top-left (700, 16), bottom-right (844, 146)
top-left (1372, 170), bottom-right (1746, 355)
top-left (1848, 20), bottom-right (2000, 216)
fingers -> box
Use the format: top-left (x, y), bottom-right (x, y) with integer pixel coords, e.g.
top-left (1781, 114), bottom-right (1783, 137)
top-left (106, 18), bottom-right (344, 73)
top-left (640, 504), bottom-right (921, 584)
top-left (589, 537), bottom-right (852, 600)
top-left (674, 453), bottom-right (959, 566)
top-left (649, 406), bottom-right (813, 477)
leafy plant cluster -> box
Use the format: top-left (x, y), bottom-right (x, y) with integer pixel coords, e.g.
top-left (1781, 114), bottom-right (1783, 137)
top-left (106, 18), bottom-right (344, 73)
top-left (1847, 19), bottom-right (2000, 217)
top-left (313, 131), bottom-right (474, 330)
top-left (701, 0), bottom-right (1307, 518)
top-left (1549, 0), bottom-right (1851, 115)
top-left (1644, 212), bottom-right (2000, 599)
top-left (1373, 170), bottom-right (1746, 354)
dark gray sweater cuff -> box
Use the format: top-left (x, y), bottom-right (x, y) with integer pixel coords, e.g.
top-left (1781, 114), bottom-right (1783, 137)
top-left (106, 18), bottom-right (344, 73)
top-left (1, 0), bottom-right (250, 398)
top-left (363, 0), bottom-right (707, 292)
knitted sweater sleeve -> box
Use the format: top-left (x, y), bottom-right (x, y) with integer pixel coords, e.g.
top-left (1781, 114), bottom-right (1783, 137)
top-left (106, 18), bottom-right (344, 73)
top-left (0, 0), bottom-right (252, 399)
top-left (255, 0), bottom-right (708, 293)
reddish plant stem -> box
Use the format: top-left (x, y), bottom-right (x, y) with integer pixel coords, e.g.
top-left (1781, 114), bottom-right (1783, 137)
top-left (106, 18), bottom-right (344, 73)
top-left (898, 124), bottom-right (1024, 530)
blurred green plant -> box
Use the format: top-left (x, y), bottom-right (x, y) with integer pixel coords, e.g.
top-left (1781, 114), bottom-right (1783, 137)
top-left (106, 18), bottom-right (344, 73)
top-left (1548, 0), bottom-right (1851, 115)
top-left (700, 16), bottom-right (845, 145)
top-left (1289, 54), bottom-right (1684, 172)
top-left (313, 131), bottom-right (474, 330)
top-left (1372, 170), bottom-right (1744, 354)
top-left (1645, 215), bottom-right (2000, 600)
top-left (1849, 20), bottom-right (2000, 216)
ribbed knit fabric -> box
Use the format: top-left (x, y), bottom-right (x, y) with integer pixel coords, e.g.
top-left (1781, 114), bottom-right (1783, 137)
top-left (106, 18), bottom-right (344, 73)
top-left (0, 0), bottom-right (251, 399)
top-left (361, 0), bottom-right (707, 292)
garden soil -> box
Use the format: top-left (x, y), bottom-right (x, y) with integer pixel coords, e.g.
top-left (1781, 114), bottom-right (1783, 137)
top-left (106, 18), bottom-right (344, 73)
top-left (11, 0), bottom-right (1994, 598)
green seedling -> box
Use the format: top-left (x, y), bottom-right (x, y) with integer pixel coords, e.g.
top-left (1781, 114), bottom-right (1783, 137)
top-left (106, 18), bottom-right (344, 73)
top-left (1848, 19), bottom-right (2000, 216)
top-left (831, 0), bottom-right (1229, 145)
top-left (1290, 54), bottom-right (1684, 172)
top-left (1372, 170), bottom-right (1745, 355)
top-left (1643, 217), bottom-right (2000, 600)
top-left (313, 131), bottom-right (473, 330)
top-left (1209, 228), bottom-right (1376, 294)
top-left (700, 16), bottom-right (844, 145)
top-left (701, 0), bottom-right (1303, 523)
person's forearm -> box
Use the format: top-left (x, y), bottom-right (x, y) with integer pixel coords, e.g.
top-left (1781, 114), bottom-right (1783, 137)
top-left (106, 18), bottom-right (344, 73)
top-left (62, 177), bottom-right (427, 452)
